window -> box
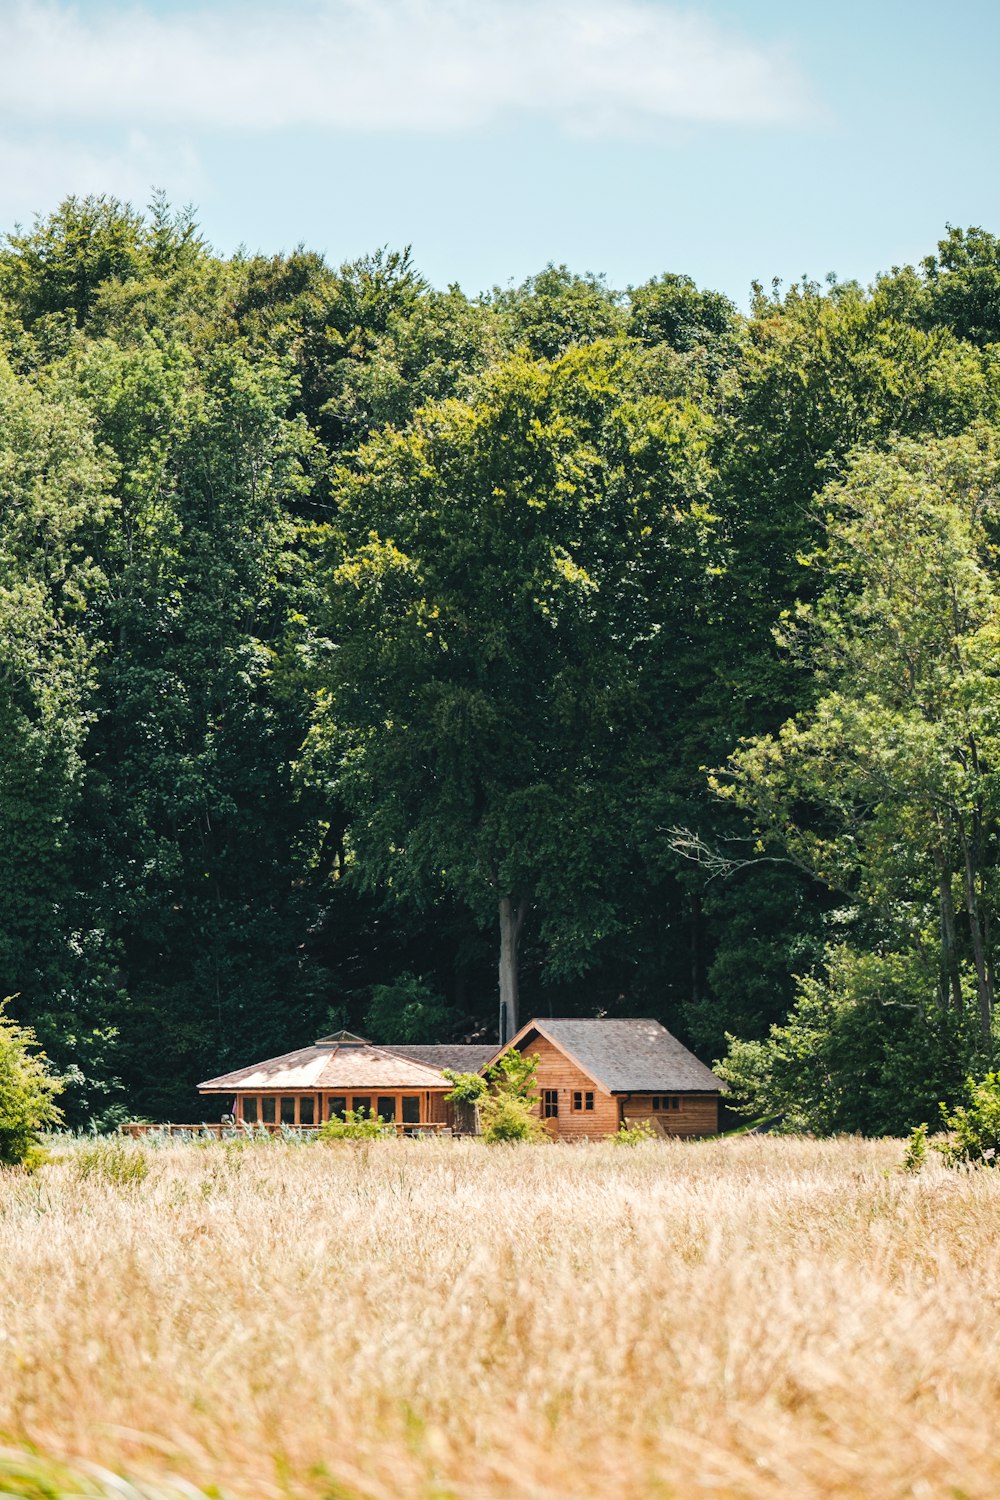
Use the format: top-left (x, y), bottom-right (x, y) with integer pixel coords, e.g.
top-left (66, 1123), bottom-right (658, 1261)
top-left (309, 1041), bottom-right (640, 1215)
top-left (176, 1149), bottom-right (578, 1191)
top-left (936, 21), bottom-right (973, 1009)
top-left (280, 1096), bottom-right (296, 1125)
top-left (377, 1096), bottom-right (397, 1123)
top-left (299, 1096), bottom-right (315, 1126)
top-left (326, 1095), bottom-right (346, 1122)
top-left (242, 1095), bottom-right (258, 1123)
top-left (351, 1096), bottom-right (372, 1119)
top-left (401, 1096), bottom-right (421, 1125)
top-left (542, 1089), bottom-right (559, 1118)
top-left (572, 1090), bottom-right (594, 1112)
top-left (261, 1097), bottom-right (276, 1124)
top-left (652, 1096), bottom-right (680, 1111)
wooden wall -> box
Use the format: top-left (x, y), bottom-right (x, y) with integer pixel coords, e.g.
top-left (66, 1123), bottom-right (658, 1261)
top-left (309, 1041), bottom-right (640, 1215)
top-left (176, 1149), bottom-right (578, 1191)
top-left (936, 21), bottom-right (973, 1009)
top-left (623, 1093), bottom-right (720, 1137)
top-left (523, 1036), bottom-right (620, 1140)
top-left (515, 1036), bottom-right (722, 1139)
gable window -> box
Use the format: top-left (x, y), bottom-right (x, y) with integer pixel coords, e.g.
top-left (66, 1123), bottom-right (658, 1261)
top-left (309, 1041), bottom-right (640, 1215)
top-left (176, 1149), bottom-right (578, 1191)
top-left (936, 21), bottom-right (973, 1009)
top-left (572, 1090), bottom-right (594, 1112)
top-left (542, 1089), bottom-right (559, 1118)
top-left (652, 1096), bottom-right (680, 1111)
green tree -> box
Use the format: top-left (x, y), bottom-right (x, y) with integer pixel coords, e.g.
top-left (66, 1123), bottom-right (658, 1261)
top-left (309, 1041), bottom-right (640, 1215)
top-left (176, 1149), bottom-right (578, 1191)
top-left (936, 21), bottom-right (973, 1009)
top-left (490, 265), bottom-right (625, 360)
top-left (310, 340), bottom-right (714, 1038)
top-left (716, 425), bottom-right (1000, 1055)
top-left (717, 946), bottom-right (973, 1136)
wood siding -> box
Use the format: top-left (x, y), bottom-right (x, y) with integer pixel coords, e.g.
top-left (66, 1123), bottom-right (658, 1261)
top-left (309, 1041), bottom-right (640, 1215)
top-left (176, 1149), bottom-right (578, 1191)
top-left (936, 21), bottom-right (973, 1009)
top-left (521, 1036), bottom-right (619, 1140)
top-left (623, 1093), bottom-right (720, 1137)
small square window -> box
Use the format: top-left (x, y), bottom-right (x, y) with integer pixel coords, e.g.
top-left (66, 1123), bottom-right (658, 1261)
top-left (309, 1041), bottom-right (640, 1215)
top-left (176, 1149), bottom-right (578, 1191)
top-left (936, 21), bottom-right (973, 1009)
top-left (543, 1089), bottom-right (559, 1118)
top-left (572, 1091), bottom-right (594, 1112)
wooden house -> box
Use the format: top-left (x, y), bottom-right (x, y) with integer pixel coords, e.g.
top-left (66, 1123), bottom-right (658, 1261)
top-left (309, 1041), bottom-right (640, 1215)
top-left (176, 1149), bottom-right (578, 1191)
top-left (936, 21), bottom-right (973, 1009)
top-left (493, 1017), bottom-right (726, 1140)
top-left (197, 1030), bottom-right (458, 1132)
top-left (195, 1019), bottom-right (724, 1140)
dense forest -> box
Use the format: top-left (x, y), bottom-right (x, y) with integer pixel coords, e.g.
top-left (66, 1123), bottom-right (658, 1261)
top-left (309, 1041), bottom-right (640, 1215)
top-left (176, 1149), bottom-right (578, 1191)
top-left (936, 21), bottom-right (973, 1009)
top-left (4, 193), bottom-right (1000, 1129)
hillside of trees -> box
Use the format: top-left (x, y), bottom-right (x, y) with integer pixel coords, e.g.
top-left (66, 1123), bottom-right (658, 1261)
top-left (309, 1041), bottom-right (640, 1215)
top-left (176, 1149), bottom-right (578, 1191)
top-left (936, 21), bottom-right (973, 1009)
top-left (4, 193), bottom-right (1000, 1129)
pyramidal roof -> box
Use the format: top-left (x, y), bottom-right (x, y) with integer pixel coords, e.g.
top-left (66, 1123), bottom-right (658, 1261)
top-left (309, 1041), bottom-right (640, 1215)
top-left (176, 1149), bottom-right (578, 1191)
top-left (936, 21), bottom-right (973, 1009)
top-left (198, 1033), bottom-right (452, 1092)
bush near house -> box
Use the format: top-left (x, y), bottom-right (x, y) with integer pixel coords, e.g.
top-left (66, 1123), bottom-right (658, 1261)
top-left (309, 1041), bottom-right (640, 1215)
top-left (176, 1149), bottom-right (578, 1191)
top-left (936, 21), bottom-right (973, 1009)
top-left (444, 1051), bottom-right (546, 1142)
top-left (0, 1000), bottom-right (63, 1169)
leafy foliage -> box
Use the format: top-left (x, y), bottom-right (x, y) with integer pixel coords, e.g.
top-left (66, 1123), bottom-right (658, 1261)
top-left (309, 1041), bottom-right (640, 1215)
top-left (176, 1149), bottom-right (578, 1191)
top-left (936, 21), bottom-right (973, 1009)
top-left (611, 1120), bottom-right (657, 1146)
top-left (319, 1107), bottom-right (394, 1141)
top-left (717, 947), bottom-right (976, 1136)
top-left (3, 195), bottom-right (1000, 1135)
top-left (0, 1000), bottom-right (64, 1168)
top-left (937, 1072), bottom-right (1000, 1166)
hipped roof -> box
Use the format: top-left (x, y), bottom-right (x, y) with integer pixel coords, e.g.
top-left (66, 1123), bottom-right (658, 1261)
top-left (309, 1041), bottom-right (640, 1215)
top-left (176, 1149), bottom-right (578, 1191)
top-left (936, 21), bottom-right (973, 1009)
top-left (505, 1018), bottom-right (726, 1094)
top-left (198, 1037), bottom-right (451, 1093)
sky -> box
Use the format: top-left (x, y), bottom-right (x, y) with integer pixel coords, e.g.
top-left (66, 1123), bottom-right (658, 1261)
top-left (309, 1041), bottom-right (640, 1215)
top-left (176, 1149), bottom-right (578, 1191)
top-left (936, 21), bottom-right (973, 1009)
top-left (0, 0), bottom-right (997, 306)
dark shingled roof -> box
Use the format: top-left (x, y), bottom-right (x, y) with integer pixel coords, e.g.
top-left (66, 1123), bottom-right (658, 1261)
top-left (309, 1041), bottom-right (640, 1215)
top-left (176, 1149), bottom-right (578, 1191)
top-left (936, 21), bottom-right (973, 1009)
top-left (384, 1043), bottom-right (499, 1072)
top-left (520, 1018), bottom-right (726, 1094)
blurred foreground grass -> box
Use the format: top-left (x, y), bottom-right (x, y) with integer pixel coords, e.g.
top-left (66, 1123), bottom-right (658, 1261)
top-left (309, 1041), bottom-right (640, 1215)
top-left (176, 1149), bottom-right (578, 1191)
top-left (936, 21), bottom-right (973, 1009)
top-left (1, 1134), bottom-right (998, 1499)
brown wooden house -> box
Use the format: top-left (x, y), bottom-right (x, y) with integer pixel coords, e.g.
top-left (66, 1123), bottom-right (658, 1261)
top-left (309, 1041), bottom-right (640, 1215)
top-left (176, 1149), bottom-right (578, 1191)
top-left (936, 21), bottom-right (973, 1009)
top-left (195, 1020), bottom-right (724, 1140)
top-left (494, 1018), bottom-right (726, 1140)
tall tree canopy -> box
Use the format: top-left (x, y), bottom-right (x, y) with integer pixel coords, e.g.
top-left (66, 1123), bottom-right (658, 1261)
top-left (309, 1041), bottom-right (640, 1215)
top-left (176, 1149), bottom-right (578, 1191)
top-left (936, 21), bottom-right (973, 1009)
top-left (0, 192), bottom-right (998, 1131)
top-left (309, 341), bottom-right (715, 1038)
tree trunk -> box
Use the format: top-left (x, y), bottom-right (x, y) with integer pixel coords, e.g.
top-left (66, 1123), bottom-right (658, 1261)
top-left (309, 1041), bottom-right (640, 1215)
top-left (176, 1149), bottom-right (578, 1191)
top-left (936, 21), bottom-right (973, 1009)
top-left (498, 894), bottom-right (527, 1044)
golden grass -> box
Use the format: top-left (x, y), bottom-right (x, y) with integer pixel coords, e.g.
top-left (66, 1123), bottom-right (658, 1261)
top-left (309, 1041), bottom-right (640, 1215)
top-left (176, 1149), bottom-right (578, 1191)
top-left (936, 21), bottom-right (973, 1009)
top-left (1, 1135), bottom-right (998, 1499)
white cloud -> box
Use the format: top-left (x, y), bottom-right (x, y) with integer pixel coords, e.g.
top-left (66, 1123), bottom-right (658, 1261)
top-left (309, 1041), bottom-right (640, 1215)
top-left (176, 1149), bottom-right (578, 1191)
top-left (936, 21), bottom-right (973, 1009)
top-left (0, 0), bottom-right (810, 138)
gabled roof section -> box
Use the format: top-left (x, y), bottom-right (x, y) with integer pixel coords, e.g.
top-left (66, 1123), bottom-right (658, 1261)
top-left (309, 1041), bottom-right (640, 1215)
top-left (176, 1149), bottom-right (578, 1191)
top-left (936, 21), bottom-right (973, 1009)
top-left (502, 1018), bottom-right (726, 1094)
top-left (383, 1043), bottom-right (499, 1073)
top-left (198, 1038), bottom-right (451, 1093)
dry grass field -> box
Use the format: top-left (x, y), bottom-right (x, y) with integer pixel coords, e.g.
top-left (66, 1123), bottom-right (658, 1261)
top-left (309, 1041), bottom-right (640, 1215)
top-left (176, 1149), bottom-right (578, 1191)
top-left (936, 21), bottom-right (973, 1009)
top-left (0, 1134), bottom-right (998, 1499)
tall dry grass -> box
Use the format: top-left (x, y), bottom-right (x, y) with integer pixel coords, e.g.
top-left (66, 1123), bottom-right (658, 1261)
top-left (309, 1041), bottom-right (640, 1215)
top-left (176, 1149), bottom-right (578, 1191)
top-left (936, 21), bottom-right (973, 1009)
top-left (0, 1135), bottom-right (998, 1499)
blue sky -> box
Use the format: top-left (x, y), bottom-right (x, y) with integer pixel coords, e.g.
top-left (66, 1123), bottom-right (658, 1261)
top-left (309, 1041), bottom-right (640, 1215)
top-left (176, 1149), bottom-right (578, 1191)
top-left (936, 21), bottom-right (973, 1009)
top-left (0, 0), bottom-right (997, 305)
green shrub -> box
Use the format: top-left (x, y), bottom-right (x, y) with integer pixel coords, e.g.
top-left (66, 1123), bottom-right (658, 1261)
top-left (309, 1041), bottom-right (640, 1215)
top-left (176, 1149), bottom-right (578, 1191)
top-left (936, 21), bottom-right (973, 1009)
top-left (73, 1138), bottom-right (150, 1187)
top-left (0, 999), bottom-right (64, 1169)
top-left (480, 1093), bottom-right (545, 1143)
top-left (937, 1072), bottom-right (1000, 1167)
top-left (901, 1122), bottom-right (928, 1174)
top-left (611, 1120), bottom-right (657, 1146)
top-left (717, 946), bottom-right (977, 1136)
top-left (319, 1107), bottom-right (393, 1141)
